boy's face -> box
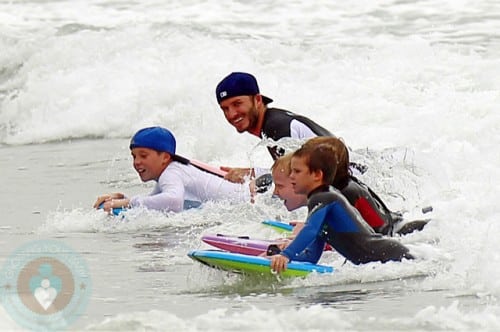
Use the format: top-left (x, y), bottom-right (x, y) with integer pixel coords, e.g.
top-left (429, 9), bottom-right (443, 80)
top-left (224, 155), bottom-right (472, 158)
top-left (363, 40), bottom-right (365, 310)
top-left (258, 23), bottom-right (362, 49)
top-left (272, 169), bottom-right (307, 211)
top-left (131, 148), bottom-right (169, 182)
top-left (290, 155), bottom-right (319, 195)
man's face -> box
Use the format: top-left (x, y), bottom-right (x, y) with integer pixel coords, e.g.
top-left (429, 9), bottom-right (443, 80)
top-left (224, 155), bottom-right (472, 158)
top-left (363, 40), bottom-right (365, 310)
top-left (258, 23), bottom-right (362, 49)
top-left (272, 169), bottom-right (307, 211)
top-left (219, 95), bottom-right (260, 133)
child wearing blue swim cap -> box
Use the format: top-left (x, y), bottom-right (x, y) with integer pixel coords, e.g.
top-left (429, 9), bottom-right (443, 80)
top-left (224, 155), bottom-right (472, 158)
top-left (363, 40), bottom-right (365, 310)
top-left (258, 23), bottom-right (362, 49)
top-left (93, 126), bottom-right (253, 213)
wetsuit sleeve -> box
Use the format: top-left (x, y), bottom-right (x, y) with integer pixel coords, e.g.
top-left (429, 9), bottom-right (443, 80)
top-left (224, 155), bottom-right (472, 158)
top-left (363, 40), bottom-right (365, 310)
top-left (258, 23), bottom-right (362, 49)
top-left (280, 206), bottom-right (328, 264)
top-left (289, 119), bottom-right (318, 139)
top-left (129, 169), bottom-right (185, 212)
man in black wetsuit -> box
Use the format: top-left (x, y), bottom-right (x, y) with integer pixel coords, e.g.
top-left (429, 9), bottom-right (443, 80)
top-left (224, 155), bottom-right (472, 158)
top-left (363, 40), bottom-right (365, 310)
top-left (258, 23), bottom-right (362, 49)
top-left (215, 71), bottom-right (332, 183)
top-left (270, 143), bottom-right (413, 273)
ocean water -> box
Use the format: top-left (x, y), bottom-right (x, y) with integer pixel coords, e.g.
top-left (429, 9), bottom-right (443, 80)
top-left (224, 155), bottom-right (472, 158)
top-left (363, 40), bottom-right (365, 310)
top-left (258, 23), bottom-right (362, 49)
top-left (1, 0), bottom-right (499, 331)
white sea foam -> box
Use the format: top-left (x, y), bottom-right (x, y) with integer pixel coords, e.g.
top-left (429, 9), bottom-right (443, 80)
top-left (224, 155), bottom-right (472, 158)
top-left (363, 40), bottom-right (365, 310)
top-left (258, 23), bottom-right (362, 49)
top-left (84, 303), bottom-right (500, 331)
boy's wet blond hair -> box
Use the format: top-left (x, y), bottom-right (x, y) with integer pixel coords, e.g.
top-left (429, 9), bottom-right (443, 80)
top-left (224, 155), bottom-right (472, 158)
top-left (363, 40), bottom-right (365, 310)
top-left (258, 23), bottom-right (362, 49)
top-left (271, 153), bottom-right (293, 176)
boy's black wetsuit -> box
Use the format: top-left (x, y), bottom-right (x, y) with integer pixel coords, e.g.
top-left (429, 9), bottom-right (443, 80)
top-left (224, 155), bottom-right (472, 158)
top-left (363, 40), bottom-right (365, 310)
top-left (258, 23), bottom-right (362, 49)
top-left (340, 177), bottom-right (429, 236)
top-left (340, 177), bottom-right (401, 235)
top-left (280, 185), bottom-right (413, 265)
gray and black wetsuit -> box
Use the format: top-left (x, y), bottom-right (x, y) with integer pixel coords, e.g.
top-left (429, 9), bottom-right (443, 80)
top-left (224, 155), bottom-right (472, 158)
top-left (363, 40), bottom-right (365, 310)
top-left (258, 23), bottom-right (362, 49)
top-left (281, 185), bottom-right (413, 265)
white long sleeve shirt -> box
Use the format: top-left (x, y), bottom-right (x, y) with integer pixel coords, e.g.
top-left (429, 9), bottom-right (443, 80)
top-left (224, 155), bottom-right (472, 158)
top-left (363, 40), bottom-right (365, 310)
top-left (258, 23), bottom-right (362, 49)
top-left (129, 161), bottom-right (251, 212)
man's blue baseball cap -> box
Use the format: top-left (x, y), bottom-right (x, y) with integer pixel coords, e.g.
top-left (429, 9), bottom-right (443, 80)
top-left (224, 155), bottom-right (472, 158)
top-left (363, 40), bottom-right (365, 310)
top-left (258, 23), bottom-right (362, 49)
top-left (129, 126), bottom-right (176, 155)
top-left (215, 72), bottom-right (273, 105)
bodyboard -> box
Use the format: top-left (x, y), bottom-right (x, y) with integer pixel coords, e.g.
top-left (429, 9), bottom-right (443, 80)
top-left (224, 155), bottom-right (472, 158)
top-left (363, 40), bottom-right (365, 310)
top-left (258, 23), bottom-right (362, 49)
top-left (202, 234), bottom-right (287, 256)
top-left (98, 203), bottom-right (125, 216)
top-left (261, 220), bottom-right (294, 234)
top-left (189, 159), bottom-right (227, 178)
top-left (188, 249), bottom-right (333, 277)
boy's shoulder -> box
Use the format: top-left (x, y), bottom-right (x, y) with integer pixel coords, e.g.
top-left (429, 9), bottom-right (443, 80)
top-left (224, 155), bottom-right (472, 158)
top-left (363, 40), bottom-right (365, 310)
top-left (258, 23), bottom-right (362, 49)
top-left (160, 161), bottom-right (189, 177)
top-left (339, 178), bottom-right (367, 199)
top-left (163, 161), bottom-right (214, 179)
top-left (308, 187), bottom-right (343, 209)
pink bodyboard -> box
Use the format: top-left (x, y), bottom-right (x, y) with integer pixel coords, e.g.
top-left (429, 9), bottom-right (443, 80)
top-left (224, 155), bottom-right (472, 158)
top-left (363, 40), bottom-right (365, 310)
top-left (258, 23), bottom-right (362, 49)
top-left (202, 234), bottom-right (287, 256)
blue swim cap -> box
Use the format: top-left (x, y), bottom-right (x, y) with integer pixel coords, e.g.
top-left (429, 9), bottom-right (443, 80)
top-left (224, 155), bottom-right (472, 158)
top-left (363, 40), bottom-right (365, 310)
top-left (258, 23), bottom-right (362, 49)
top-left (129, 126), bottom-right (176, 155)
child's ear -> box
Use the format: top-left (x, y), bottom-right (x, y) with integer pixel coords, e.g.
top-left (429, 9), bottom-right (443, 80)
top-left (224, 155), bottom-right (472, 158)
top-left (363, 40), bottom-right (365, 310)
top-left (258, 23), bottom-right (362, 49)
top-left (312, 169), bottom-right (323, 183)
top-left (162, 152), bottom-right (172, 163)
